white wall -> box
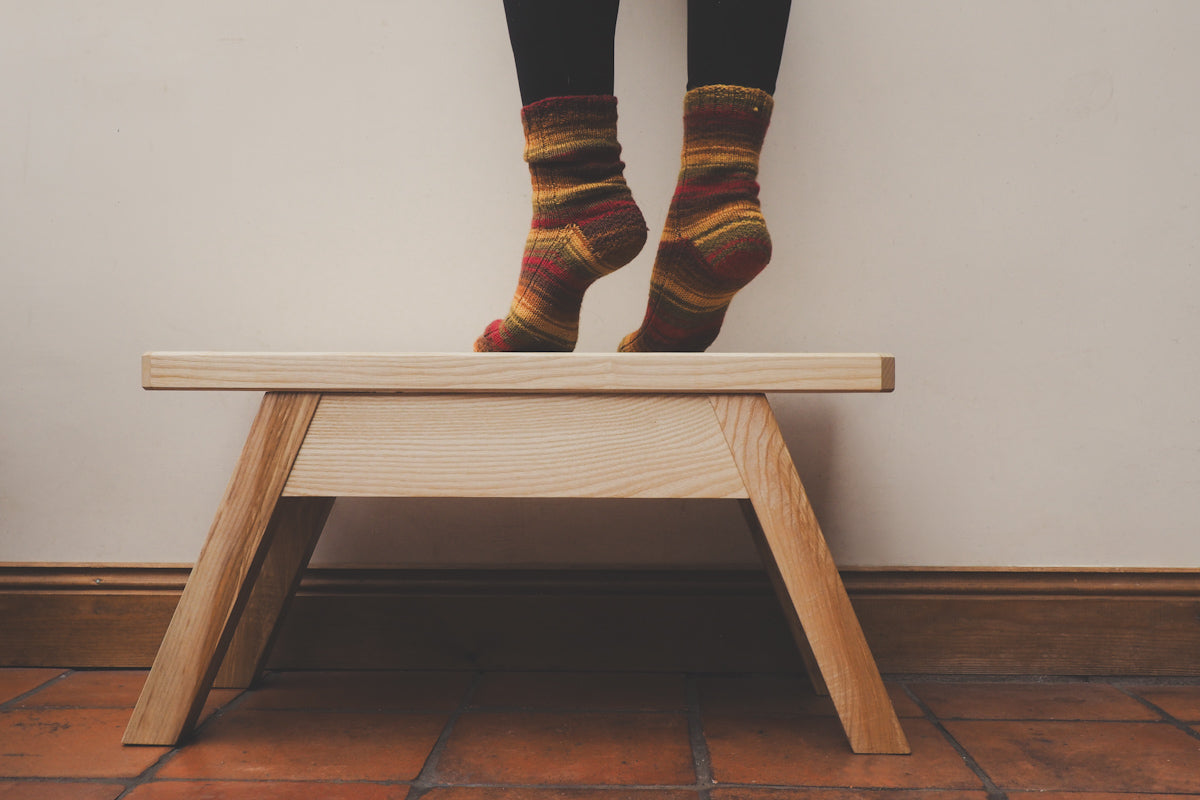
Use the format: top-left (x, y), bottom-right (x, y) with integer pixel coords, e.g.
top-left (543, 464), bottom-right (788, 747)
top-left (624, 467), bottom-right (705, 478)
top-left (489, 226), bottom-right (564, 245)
top-left (3, 1), bottom-right (1198, 568)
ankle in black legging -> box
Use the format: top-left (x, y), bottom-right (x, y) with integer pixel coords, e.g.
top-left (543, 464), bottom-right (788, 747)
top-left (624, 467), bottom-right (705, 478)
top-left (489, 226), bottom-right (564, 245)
top-left (502, 0), bottom-right (792, 103)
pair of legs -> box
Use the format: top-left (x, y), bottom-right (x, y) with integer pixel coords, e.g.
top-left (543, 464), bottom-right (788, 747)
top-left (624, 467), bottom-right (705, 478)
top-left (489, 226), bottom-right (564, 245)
top-left (477, 0), bottom-right (792, 352)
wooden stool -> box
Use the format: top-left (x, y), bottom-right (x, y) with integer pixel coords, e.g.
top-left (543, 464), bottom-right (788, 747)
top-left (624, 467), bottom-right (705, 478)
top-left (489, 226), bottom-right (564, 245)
top-left (124, 352), bottom-right (909, 754)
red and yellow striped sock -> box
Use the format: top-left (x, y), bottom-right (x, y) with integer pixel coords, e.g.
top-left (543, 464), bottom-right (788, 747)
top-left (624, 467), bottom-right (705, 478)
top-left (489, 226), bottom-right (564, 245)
top-left (476, 95), bottom-right (647, 352)
top-left (619, 85), bottom-right (774, 353)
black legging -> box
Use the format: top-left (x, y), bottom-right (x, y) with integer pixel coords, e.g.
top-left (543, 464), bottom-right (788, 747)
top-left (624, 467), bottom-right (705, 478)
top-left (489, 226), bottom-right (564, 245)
top-left (503, 0), bottom-right (792, 106)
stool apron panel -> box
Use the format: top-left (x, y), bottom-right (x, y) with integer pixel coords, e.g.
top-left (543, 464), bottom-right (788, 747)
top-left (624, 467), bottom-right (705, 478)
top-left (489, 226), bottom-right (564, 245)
top-left (283, 393), bottom-right (749, 499)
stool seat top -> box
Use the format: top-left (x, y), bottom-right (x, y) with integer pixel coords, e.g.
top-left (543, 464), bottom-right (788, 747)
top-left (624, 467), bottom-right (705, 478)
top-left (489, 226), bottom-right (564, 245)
top-left (142, 352), bottom-right (894, 394)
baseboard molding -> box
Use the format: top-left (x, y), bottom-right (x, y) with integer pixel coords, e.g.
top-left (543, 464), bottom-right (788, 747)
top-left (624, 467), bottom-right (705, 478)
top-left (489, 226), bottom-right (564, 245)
top-left (2, 565), bottom-right (1197, 676)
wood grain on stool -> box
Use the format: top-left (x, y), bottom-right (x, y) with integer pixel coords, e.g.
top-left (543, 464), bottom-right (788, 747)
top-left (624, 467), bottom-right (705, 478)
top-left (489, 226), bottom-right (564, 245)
top-left (284, 394), bottom-right (746, 499)
top-left (712, 394), bottom-right (910, 755)
top-left (125, 353), bottom-right (903, 754)
top-left (142, 352), bottom-right (895, 394)
top-left (214, 496), bottom-right (335, 689)
top-left (123, 392), bottom-right (321, 745)
top-left (740, 498), bottom-right (830, 698)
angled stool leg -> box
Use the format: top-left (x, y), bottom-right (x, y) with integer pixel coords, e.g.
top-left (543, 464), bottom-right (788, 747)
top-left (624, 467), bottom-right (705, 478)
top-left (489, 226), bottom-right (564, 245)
top-left (739, 499), bottom-right (829, 697)
top-left (214, 496), bottom-right (335, 689)
top-left (124, 391), bottom-right (322, 745)
top-left (711, 394), bottom-right (910, 755)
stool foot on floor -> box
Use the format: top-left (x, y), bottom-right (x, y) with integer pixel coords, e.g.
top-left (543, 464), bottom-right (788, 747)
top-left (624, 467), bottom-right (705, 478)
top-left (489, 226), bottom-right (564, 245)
top-left (713, 394), bottom-right (910, 755)
top-left (123, 392), bottom-right (321, 746)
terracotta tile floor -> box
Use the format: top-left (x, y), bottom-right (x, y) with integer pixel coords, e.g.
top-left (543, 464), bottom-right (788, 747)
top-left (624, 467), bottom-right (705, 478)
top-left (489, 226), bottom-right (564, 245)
top-left (1, 669), bottom-right (1199, 799)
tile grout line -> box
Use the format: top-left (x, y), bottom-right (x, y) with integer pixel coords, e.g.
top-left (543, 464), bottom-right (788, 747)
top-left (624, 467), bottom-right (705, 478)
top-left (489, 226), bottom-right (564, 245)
top-left (161, 704), bottom-right (691, 716)
top-left (406, 670), bottom-right (486, 800)
top-left (413, 781), bottom-right (708, 791)
top-left (685, 673), bottom-right (715, 800)
top-left (902, 684), bottom-right (1009, 800)
top-left (883, 673), bottom-right (1115, 685)
top-left (113, 679), bottom-right (263, 800)
top-left (1112, 684), bottom-right (1200, 742)
top-left (449, 704), bottom-right (691, 715)
top-left (0, 668), bottom-right (74, 711)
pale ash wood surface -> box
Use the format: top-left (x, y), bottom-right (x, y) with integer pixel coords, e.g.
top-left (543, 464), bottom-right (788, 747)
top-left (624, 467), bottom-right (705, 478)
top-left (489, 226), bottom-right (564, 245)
top-left (739, 498), bottom-right (831, 698)
top-left (712, 394), bottom-right (911, 755)
top-left (124, 392), bottom-right (321, 746)
top-left (213, 497), bottom-right (334, 689)
top-left (283, 394), bottom-right (748, 499)
top-left (142, 352), bottom-right (895, 394)
top-left (126, 357), bottom-right (905, 752)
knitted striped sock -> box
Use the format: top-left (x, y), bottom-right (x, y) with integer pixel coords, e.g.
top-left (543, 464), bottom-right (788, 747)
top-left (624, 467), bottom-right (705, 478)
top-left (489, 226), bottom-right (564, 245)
top-left (476, 95), bottom-right (647, 352)
top-left (619, 85), bottom-right (774, 352)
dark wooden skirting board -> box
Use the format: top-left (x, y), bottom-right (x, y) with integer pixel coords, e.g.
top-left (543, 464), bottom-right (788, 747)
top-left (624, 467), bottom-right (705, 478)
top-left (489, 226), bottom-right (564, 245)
top-left (2, 566), bottom-right (1198, 676)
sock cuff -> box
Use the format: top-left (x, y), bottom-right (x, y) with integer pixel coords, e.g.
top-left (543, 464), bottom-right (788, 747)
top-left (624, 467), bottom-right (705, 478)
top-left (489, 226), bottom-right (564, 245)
top-left (682, 85), bottom-right (773, 157)
top-left (521, 95), bottom-right (622, 164)
top-left (684, 84), bottom-right (774, 120)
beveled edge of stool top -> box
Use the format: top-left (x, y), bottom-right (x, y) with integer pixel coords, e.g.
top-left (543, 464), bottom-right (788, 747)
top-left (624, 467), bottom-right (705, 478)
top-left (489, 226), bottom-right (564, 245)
top-left (142, 352), bottom-right (895, 394)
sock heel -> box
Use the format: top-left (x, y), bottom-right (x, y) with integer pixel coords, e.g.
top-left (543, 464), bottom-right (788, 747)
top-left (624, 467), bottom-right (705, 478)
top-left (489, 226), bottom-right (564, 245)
top-left (584, 203), bottom-right (648, 272)
top-left (475, 95), bottom-right (644, 353)
top-left (619, 85), bottom-right (775, 353)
